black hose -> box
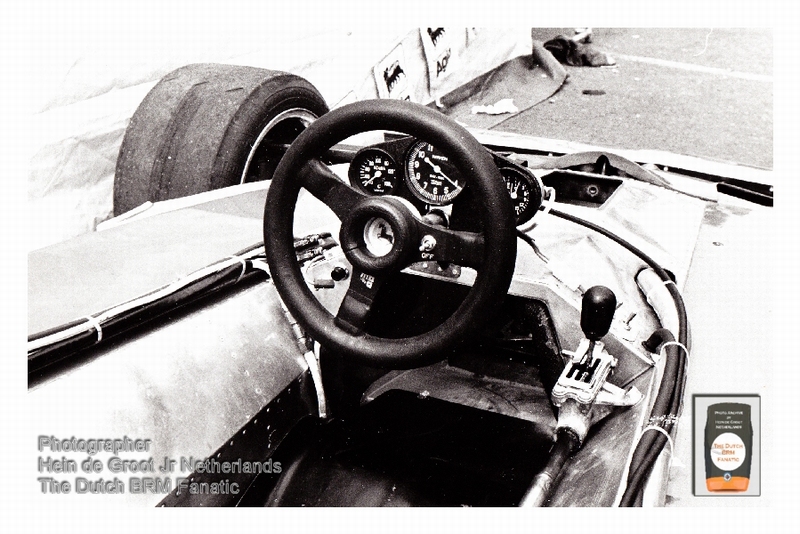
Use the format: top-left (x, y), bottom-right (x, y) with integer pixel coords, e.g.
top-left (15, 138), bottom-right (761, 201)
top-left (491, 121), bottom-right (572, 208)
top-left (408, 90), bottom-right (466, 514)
top-left (546, 209), bottom-right (689, 506)
top-left (28, 242), bottom-right (268, 375)
top-left (28, 264), bottom-right (267, 375)
top-left (619, 329), bottom-right (685, 506)
top-left (28, 318), bottom-right (90, 342)
top-left (516, 229), bottom-right (549, 262)
top-left (519, 429), bottom-right (580, 506)
top-left (541, 429), bottom-right (577, 481)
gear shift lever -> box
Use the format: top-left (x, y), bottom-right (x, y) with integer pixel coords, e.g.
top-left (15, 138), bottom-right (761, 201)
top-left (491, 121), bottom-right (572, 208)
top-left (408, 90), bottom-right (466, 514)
top-left (525, 285), bottom-right (639, 506)
top-left (571, 286), bottom-right (616, 376)
top-left (551, 282), bottom-right (640, 438)
top-left (581, 285), bottom-right (617, 341)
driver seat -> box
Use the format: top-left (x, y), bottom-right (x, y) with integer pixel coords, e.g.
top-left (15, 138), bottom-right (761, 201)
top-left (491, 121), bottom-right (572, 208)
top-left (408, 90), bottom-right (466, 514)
top-left (250, 390), bottom-right (553, 507)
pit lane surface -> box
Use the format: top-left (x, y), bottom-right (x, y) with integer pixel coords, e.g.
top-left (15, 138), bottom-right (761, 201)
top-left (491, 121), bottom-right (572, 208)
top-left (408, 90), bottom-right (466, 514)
top-left (511, 29), bottom-right (772, 170)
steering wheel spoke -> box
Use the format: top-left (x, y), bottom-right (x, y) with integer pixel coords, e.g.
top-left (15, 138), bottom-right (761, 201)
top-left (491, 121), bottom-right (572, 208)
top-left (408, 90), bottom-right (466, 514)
top-left (298, 158), bottom-right (364, 220)
top-left (334, 268), bottom-right (385, 335)
top-left (414, 223), bottom-right (485, 270)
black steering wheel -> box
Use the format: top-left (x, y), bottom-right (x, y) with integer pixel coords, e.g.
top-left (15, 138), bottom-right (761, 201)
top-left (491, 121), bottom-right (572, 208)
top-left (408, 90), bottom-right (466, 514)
top-left (264, 99), bottom-right (516, 368)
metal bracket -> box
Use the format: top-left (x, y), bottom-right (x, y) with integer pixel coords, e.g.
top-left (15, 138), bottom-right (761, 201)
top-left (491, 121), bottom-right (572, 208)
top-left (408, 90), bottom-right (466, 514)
top-left (552, 339), bottom-right (641, 407)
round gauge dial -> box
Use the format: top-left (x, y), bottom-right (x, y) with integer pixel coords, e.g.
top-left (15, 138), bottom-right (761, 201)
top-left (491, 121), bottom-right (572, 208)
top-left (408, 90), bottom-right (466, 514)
top-left (405, 141), bottom-right (465, 205)
top-left (500, 166), bottom-right (537, 225)
top-left (349, 148), bottom-right (399, 195)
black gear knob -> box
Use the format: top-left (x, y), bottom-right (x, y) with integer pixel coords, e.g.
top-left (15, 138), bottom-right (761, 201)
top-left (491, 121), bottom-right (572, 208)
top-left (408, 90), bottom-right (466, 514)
top-left (580, 286), bottom-right (617, 341)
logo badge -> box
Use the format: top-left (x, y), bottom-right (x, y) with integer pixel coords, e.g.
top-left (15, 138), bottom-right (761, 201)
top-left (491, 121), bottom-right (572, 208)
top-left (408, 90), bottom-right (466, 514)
top-left (360, 273), bottom-right (375, 289)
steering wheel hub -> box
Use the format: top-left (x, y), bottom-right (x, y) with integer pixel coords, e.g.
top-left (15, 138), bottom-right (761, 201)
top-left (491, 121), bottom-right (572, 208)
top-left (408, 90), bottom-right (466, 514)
top-left (363, 218), bottom-right (394, 257)
top-left (339, 196), bottom-right (419, 273)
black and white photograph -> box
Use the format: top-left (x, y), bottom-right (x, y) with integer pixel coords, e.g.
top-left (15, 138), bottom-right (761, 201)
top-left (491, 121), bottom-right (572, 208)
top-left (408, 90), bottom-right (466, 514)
top-left (5, 1), bottom-right (798, 531)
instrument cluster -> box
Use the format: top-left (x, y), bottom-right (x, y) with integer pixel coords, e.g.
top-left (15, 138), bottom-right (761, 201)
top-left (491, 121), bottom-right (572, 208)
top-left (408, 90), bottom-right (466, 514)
top-left (347, 137), bottom-right (543, 227)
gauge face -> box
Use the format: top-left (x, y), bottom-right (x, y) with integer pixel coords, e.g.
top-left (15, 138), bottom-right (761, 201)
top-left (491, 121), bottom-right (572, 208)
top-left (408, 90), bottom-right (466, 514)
top-left (405, 141), bottom-right (465, 205)
top-left (349, 148), bottom-right (399, 195)
top-left (500, 166), bottom-right (537, 225)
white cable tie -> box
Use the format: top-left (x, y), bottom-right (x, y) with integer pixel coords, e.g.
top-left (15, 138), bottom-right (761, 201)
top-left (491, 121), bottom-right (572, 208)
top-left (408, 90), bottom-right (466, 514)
top-left (662, 279), bottom-right (676, 287)
top-left (639, 425), bottom-right (674, 468)
top-left (659, 341), bottom-right (689, 358)
top-left (83, 315), bottom-right (103, 343)
top-left (250, 259), bottom-right (271, 276)
top-left (228, 255), bottom-right (248, 284)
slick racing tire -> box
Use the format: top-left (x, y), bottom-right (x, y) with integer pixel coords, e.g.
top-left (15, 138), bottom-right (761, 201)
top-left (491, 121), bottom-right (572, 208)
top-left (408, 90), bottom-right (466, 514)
top-left (114, 63), bottom-right (328, 216)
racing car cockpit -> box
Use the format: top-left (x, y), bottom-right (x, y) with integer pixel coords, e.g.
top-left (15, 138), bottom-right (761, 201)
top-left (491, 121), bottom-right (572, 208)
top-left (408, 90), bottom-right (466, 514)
top-left (158, 98), bottom-right (687, 507)
top-left (29, 74), bottom-right (705, 509)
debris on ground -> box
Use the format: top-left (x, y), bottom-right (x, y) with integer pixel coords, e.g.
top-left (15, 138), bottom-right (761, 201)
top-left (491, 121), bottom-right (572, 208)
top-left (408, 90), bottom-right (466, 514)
top-left (543, 35), bottom-right (616, 67)
top-left (471, 98), bottom-right (519, 115)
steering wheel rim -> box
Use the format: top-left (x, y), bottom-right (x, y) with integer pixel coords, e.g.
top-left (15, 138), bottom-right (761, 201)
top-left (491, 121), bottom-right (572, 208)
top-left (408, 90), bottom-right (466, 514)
top-left (264, 99), bottom-right (516, 368)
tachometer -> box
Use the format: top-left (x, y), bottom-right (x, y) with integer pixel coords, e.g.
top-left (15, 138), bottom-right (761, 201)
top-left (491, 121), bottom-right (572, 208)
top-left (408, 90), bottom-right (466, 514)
top-left (405, 141), bottom-right (465, 205)
top-left (349, 148), bottom-right (399, 195)
top-left (500, 166), bottom-right (538, 225)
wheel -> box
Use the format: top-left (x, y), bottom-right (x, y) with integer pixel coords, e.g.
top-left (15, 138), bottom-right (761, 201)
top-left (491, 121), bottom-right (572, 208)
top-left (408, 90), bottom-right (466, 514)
top-left (114, 63), bottom-right (328, 215)
top-left (264, 99), bottom-right (517, 369)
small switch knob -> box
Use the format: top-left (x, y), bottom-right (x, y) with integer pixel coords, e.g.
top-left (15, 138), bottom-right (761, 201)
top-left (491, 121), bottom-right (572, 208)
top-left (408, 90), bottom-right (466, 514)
top-left (330, 266), bottom-right (349, 282)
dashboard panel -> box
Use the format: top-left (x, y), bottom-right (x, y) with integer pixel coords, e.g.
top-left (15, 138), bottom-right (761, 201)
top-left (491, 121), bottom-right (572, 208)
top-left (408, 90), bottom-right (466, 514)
top-left (347, 136), bottom-right (544, 227)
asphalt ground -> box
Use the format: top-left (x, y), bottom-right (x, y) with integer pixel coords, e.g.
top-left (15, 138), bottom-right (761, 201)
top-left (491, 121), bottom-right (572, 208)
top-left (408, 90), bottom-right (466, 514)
top-left (508, 29), bottom-right (773, 170)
